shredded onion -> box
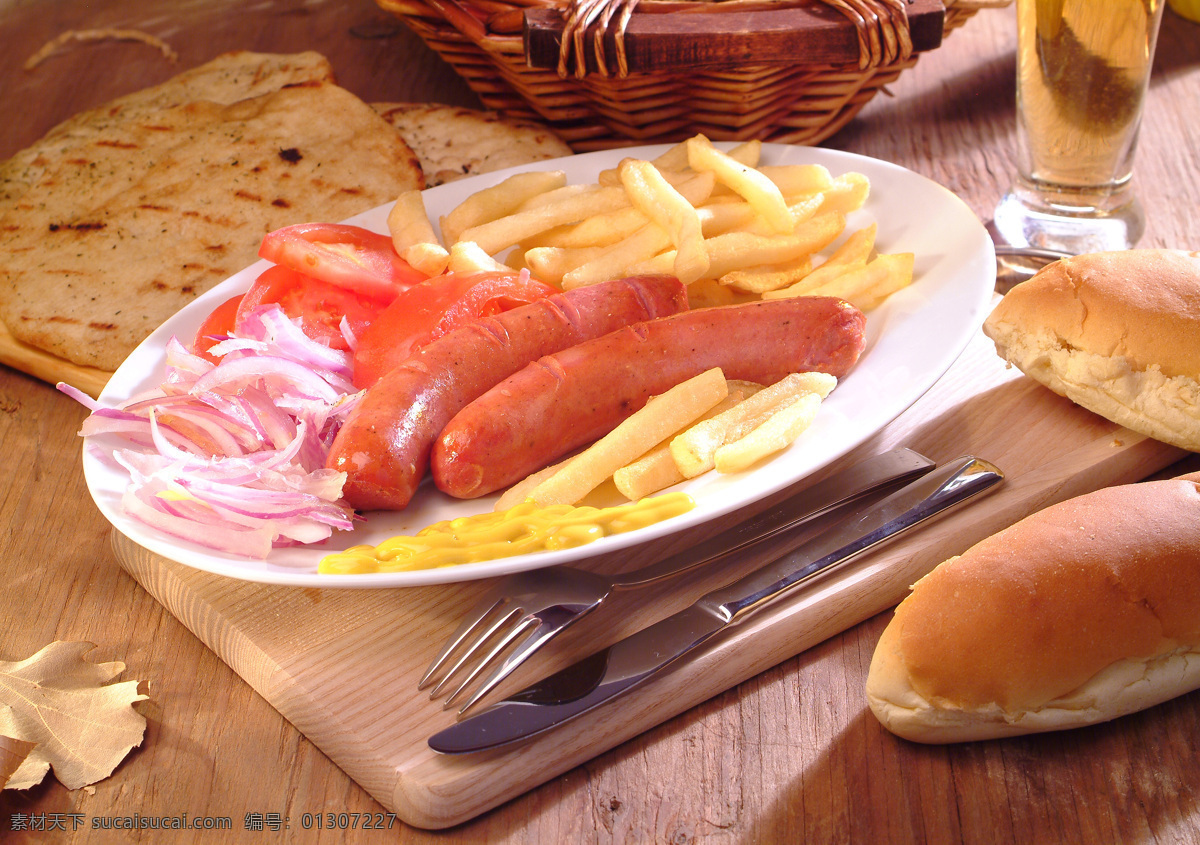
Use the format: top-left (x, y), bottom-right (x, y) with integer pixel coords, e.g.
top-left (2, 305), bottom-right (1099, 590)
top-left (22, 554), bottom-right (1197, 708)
top-left (63, 304), bottom-right (363, 558)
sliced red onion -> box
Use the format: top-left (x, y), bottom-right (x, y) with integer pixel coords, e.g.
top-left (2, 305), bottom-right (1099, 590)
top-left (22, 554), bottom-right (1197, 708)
top-left (121, 484), bottom-right (278, 559)
top-left (57, 382), bottom-right (99, 412)
top-left (236, 306), bottom-right (355, 390)
top-left (339, 316), bottom-right (359, 352)
top-left (67, 303), bottom-right (363, 559)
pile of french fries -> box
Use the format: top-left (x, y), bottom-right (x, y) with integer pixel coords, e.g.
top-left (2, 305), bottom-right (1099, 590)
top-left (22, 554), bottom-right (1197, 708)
top-left (386, 134), bottom-right (916, 509)
top-left (388, 133), bottom-right (915, 312)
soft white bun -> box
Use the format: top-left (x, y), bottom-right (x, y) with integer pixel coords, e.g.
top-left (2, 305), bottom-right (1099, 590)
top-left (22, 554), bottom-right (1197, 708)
top-left (983, 249), bottom-right (1200, 452)
top-left (866, 475), bottom-right (1200, 743)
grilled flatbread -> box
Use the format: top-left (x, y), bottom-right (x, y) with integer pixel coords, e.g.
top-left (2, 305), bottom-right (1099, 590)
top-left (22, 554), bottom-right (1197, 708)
top-left (2, 51), bottom-right (335, 205)
top-left (0, 54), bottom-right (422, 371)
top-left (372, 102), bottom-right (572, 186)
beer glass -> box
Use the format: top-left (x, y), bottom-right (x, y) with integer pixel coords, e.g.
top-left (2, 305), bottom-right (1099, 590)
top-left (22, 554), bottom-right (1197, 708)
top-left (993, 0), bottom-right (1166, 254)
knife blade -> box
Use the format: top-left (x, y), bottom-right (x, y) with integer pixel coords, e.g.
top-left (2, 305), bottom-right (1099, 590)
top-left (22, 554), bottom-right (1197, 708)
top-left (429, 455), bottom-right (1003, 754)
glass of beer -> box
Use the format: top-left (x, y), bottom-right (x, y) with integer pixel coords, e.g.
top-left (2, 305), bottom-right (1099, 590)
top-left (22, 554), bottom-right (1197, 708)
top-left (993, 0), bottom-right (1166, 254)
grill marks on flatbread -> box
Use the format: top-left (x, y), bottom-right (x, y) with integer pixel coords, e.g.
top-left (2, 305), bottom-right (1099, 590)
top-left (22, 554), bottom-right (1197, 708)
top-left (0, 53), bottom-right (422, 370)
top-left (3, 51), bottom-right (335, 204)
top-left (372, 102), bottom-right (572, 187)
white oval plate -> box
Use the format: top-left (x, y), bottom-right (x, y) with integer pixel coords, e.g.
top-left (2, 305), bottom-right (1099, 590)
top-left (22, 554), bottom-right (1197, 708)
top-left (82, 144), bottom-right (995, 588)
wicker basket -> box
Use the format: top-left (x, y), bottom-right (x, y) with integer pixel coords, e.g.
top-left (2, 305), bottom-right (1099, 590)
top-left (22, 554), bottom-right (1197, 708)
top-left (378, 0), bottom-right (1008, 151)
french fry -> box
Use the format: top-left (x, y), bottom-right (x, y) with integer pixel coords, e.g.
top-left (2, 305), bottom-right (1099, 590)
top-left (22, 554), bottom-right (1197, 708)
top-left (401, 242), bottom-right (451, 277)
top-left (808, 252), bottom-right (915, 311)
top-left (527, 368), bottom-right (730, 506)
top-left (686, 277), bottom-right (744, 308)
top-left (759, 163), bottom-right (834, 197)
top-left (670, 372), bottom-right (836, 478)
top-left (388, 190), bottom-right (439, 254)
top-left (446, 240), bottom-right (514, 274)
top-left (506, 384), bottom-right (745, 506)
top-left (648, 141), bottom-right (694, 173)
top-left (760, 222), bottom-right (878, 299)
top-left (440, 170), bottom-right (567, 244)
top-left (635, 210), bottom-right (845, 281)
top-left (523, 244), bottom-right (608, 286)
top-left (618, 159), bottom-right (710, 284)
top-left (819, 221), bottom-right (877, 272)
top-left (596, 138), bottom-right (760, 186)
top-left (612, 444), bottom-right (683, 502)
top-left (720, 254), bottom-right (814, 293)
top-left (818, 172), bottom-right (871, 215)
top-left (710, 213), bottom-right (845, 278)
top-left (695, 199), bottom-right (760, 237)
top-left (714, 392), bottom-right (823, 473)
top-left (525, 171), bottom-right (715, 252)
top-left (727, 379), bottom-right (766, 395)
top-left (613, 387), bottom-right (756, 500)
top-left (714, 193), bottom-right (825, 240)
top-left (784, 193), bottom-right (826, 229)
top-left (560, 222), bottom-right (672, 289)
top-left (598, 143), bottom-right (690, 186)
top-left (521, 207), bottom-right (648, 250)
top-left (457, 184), bottom-right (632, 255)
top-left (715, 139), bottom-right (764, 169)
top-left (494, 456), bottom-right (572, 511)
top-left (687, 136), bottom-right (792, 235)
top-left (513, 182), bottom-right (599, 211)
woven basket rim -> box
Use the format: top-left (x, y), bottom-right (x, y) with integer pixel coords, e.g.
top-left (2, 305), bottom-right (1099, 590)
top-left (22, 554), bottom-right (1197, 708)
top-left (375, 0), bottom-right (1009, 150)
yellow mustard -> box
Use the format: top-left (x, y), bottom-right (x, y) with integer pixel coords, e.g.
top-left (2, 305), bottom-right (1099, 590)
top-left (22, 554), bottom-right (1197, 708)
top-left (319, 492), bottom-right (695, 574)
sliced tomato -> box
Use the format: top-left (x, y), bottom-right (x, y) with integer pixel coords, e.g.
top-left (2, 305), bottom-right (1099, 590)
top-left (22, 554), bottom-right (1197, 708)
top-left (430, 274), bottom-right (559, 340)
top-left (353, 271), bottom-right (558, 389)
top-left (235, 265), bottom-right (393, 351)
top-left (192, 294), bottom-right (245, 362)
top-left (258, 222), bottom-right (428, 301)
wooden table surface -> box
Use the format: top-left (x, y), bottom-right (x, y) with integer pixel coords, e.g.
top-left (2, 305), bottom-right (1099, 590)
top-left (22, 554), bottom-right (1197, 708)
top-left (1, 1), bottom-right (1199, 842)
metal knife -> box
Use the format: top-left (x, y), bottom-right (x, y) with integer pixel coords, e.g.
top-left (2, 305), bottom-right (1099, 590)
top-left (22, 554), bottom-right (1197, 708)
top-left (429, 455), bottom-right (1004, 754)
top-left (425, 447), bottom-right (936, 715)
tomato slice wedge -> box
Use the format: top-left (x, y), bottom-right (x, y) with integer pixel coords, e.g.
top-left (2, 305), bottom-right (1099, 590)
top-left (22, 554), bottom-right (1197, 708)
top-left (353, 271), bottom-right (558, 388)
top-left (192, 293), bottom-right (245, 362)
top-left (258, 222), bottom-right (428, 301)
top-left (235, 265), bottom-right (394, 351)
top-left (431, 274), bottom-right (559, 340)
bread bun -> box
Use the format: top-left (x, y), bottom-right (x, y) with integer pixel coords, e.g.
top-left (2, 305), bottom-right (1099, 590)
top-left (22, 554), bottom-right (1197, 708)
top-left (982, 249), bottom-right (1200, 452)
top-left (866, 475), bottom-right (1200, 743)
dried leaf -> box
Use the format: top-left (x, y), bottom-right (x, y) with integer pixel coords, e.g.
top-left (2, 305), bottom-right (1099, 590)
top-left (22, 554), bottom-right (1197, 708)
top-left (0, 642), bottom-right (148, 790)
top-left (0, 735), bottom-right (37, 789)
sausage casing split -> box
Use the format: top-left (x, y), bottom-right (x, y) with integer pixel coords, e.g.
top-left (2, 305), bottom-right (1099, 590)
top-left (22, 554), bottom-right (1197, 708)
top-left (432, 296), bottom-right (867, 499)
top-left (326, 274), bottom-right (689, 511)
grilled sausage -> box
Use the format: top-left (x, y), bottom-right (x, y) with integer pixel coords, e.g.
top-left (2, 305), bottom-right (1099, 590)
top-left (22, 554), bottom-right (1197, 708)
top-left (327, 274), bottom-right (689, 511)
top-left (432, 296), bottom-right (867, 499)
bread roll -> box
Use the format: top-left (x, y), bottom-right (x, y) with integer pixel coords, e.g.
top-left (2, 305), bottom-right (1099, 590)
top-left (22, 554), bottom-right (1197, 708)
top-left (866, 475), bottom-right (1200, 743)
top-left (982, 249), bottom-right (1200, 452)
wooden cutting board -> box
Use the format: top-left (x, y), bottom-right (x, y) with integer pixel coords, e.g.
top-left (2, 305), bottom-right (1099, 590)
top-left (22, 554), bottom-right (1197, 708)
top-left (100, 320), bottom-right (1185, 831)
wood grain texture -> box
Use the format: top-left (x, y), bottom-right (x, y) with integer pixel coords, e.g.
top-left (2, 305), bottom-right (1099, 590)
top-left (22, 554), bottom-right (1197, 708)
top-left (0, 1), bottom-right (1198, 843)
top-left (96, 320), bottom-right (1194, 830)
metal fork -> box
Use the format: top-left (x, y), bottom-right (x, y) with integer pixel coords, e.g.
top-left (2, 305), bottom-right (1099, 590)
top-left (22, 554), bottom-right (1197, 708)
top-left (418, 447), bottom-right (935, 715)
